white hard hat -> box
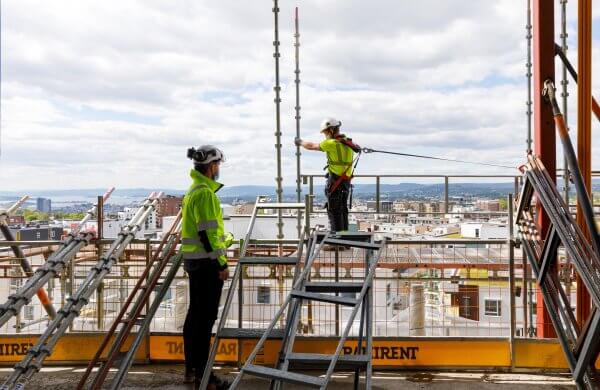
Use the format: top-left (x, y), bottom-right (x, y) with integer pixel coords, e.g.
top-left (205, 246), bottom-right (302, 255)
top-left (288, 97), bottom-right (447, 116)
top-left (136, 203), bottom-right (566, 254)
top-left (187, 145), bottom-right (226, 164)
top-left (319, 117), bottom-right (342, 132)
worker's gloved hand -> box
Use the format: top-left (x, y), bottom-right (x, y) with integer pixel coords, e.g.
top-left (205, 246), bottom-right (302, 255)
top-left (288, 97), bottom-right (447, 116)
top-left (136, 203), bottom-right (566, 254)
top-left (223, 232), bottom-right (234, 248)
top-left (294, 137), bottom-right (303, 147)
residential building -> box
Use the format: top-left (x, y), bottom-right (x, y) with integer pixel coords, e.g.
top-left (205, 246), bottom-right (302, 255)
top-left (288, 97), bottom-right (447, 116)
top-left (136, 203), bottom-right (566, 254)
top-left (460, 222), bottom-right (508, 239)
top-left (0, 226), bottom-right (63, 241)
top-left (366, 200), bottom-right (393, 213)
top-left (476, 199), bottom-right (501, 212)
top-left (36, 198), bottom-right (51, 213)
top-left (432, 225), bottom-right (460, 236)
top-left (156, 195), bottom-right (182, 228)
top-left (7, 215), bottom-right (25, 226)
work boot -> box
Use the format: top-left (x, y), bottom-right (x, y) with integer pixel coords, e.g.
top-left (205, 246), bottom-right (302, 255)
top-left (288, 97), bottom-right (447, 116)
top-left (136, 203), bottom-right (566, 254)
top-left (183, 367), bottom-right (195, 384)
top-left (209, 373), bottom-right (231, 390)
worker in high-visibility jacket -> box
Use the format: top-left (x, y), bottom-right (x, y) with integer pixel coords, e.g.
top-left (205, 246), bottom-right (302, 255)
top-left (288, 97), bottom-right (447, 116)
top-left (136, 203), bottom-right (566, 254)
top-left (295, 118), bottom-right (360, 232)
top-left (181, 145), bottom-right (233, 389)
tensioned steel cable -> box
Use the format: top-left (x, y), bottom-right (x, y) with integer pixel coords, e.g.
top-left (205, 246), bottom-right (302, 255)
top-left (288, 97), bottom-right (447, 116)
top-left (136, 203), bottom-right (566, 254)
top-left (361, 147), bottom-right (516, 169)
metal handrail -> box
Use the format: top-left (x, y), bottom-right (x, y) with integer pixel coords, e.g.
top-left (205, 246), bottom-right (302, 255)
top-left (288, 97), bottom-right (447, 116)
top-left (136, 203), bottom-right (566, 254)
top-left (303, 174), bottom-right (520, 178)
top-left (0, 238), bottom-right (509, 253)
top-left (0, 238), bottom-right (165, 247)
top-left (301, 173), bottom-right (521, 215)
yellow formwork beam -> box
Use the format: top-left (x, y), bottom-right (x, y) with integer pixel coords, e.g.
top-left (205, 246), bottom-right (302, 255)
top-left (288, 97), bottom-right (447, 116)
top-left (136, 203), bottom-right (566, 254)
top-left (0, 334), bottom-right (596, 370)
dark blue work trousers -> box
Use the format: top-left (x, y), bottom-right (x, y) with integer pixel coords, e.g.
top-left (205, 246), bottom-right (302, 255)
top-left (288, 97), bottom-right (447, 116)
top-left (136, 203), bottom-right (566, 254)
top-left (183, 259), bottom-right (224, 377)
top-left (326, 173), bottom-right (350, 232)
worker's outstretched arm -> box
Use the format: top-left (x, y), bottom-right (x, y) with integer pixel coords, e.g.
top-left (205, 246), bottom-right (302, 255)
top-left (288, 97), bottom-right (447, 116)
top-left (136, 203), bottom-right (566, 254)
top-left (294, 137), bottom-right (321, 151)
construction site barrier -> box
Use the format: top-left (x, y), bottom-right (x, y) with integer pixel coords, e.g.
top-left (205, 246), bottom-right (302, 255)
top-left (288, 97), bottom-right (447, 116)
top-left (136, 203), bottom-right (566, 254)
top-left (0, 334), bottom-right (594, 370)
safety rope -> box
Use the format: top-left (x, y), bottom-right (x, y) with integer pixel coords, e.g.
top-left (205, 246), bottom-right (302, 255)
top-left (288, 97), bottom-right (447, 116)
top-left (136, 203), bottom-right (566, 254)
top-left (361, 148), bottom-right (515, 169)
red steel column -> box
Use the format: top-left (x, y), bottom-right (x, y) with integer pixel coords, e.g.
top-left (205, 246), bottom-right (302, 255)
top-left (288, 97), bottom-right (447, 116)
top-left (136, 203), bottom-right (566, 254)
top-left (576, 0), bottom-right (592, 325)
top-left (533, 0), bottom-right (556, 338)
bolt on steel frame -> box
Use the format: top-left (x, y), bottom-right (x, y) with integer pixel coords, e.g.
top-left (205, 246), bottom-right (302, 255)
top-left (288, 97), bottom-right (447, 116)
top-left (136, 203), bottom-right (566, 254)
top-left (272, 0), bottom-right (284, 242)
top-left (294, 6), bottom-right (302, 238)
top-left (525, 0), bottom-right (533, 154)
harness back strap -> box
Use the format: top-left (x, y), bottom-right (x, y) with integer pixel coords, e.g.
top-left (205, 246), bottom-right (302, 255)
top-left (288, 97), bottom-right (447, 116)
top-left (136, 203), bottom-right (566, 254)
top-left (329, 153), bottom-right (361, 194)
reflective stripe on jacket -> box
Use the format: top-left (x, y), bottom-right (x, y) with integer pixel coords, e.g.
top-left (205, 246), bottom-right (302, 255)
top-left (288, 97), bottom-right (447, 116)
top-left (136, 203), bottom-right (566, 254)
top-left (181, 169), bottom-right (232, 268)
top-left (319, 136), bottom-right (354, 176)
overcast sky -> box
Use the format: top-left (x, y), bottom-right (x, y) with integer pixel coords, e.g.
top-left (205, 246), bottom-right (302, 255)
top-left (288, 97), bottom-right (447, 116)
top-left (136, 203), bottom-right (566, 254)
top-left (1, 1), bottom-right (599, 191)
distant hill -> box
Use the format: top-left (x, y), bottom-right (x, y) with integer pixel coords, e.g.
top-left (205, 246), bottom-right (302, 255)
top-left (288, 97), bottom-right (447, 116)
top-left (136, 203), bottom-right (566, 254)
top-left (0, 188), bottom-right (181, 198)
top-left (1, 178), bottom-right (598, 203)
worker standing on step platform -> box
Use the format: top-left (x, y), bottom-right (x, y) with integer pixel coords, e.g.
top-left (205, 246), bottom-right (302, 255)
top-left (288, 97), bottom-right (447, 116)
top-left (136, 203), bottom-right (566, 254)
top-left (295, 118), bottom-right (361, 232)
top-left (181, 145), bottom-right (233, 389)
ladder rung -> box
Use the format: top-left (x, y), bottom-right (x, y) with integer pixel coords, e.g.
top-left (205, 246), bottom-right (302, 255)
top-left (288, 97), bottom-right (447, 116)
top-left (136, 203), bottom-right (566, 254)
top-left (323, 238), bottom-right (380, 250)
top-left (238, 257), bottom-right (298, 265)
top-left (242, 364), bottom-right (323, 388)
top-left (139, 283), bottom-right (162, 291)
top-left (112, 351), bottom-right (128, 367)
top-left (219, 328), bottom-right (286, 339)
top-left (287, 352), bottom-right (369, 369)
top-left (291, 291), bottom-right (358, 306)
top-left (121, 315), bottom-right (145, 325)
top-left (318, 231), bottom-right (373, 240)
top-left (304, 282), bottom-right (363, 293)
top-left (255, 203), bottom-right (305, 210)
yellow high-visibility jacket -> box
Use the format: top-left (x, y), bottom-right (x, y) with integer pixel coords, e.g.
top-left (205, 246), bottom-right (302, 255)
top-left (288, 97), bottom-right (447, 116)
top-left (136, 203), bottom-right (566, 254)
top-left (181, 169), bottom-right (233, 269)
top-left (320, 136), bottom-right (355, 177)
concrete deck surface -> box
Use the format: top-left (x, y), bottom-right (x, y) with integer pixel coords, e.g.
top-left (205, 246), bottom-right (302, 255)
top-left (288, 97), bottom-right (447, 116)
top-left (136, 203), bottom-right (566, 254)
top-left (0, 365), bottom-right (576, 389)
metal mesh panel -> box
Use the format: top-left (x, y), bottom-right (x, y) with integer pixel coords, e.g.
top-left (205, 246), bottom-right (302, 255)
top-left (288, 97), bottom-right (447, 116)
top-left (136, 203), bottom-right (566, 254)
top-left (0, 239), bottom-right (572, 340)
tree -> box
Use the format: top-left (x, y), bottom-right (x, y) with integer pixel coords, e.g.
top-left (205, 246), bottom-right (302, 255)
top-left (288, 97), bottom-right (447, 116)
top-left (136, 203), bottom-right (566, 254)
top-left (498, 198), bottom-right (508, 211)
top-left (22, 209), bottom-right (49, 222)
top-left (46, 211), bottom-right (87, 220)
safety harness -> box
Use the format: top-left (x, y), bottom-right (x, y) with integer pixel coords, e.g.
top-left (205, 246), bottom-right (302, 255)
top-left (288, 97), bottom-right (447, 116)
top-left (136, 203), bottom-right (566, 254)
top-left (327, 134), bottom-right (362, 195)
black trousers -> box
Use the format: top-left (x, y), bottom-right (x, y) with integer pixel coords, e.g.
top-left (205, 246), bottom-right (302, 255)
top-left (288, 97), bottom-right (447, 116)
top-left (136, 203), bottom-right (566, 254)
top-left (183, 259), bottom-right (224, 377)
top-left (326, 173), bottom-right (350, 232)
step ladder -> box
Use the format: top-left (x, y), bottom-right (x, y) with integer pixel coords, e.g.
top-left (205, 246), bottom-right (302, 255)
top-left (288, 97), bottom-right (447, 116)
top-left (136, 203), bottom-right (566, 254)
top-left (200, 198), bottom-right (307, 390)
top-left (228, 232), bottom-right (385, 390)
top-left (76, 212), bottom-right (182, 390)
top-left (516, 155), bottom-right (600, 390)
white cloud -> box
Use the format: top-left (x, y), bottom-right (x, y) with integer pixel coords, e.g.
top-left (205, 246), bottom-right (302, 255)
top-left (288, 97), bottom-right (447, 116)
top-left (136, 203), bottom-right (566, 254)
top-left (0, 1), bottom-right (598, 191)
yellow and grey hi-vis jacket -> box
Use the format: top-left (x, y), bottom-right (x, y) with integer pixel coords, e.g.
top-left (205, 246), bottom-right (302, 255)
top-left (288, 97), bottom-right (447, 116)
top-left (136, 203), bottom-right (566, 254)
top-left (181, 169), bottom-right (233, 269)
